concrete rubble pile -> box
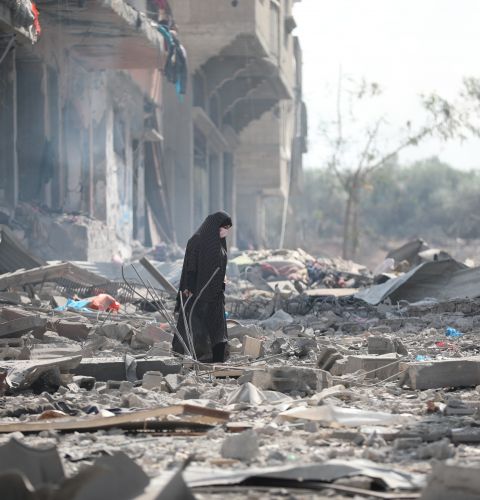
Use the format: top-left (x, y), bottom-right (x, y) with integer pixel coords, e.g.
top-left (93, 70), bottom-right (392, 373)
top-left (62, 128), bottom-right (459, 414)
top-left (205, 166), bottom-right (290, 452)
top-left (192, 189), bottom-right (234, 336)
top-left (2, 237), bottom-right (480, 498)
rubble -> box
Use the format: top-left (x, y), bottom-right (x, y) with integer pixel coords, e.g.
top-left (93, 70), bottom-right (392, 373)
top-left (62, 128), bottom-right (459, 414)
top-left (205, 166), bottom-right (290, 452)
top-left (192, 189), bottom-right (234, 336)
top-left (2, 238), bottom-right (480, 499)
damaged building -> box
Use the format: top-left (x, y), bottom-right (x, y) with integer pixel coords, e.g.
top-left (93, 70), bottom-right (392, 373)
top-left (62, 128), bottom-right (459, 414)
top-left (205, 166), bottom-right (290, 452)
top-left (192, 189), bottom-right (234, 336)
top-left (0, 0), bottom-right (307, 261)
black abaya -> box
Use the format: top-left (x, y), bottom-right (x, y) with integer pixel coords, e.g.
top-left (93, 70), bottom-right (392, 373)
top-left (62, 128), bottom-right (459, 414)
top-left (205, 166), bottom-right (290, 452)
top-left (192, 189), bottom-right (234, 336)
top-left (173, 211), bottom-right (232, 362)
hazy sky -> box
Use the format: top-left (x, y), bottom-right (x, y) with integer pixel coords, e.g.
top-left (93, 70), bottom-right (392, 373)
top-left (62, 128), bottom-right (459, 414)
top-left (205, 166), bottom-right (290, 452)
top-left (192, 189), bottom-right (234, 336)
top-left (293, 0), bottom-right (480, 169)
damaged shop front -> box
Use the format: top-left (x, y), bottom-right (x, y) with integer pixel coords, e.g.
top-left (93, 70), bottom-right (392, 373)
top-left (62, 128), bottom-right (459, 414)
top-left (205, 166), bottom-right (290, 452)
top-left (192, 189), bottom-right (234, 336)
top-left (0, 0), bottom-right (181, 262)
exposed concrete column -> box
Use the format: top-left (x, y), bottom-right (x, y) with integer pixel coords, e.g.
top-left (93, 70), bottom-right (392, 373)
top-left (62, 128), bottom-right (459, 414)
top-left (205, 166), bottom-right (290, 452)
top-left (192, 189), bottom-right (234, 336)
top-left (236, 191), bottom-right (265, 249)
top-left (163, 81), bottom-right (194, 246)
top-left (0, 41), bottom-right (18, 210)
top-left (223, 152), bottom-right (236, 246)
top-left (208, 151), bottom-right (223, 213)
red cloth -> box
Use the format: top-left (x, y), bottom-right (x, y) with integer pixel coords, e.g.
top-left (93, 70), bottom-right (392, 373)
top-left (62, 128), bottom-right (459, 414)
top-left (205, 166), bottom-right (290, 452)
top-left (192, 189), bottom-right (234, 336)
top-left (89, 294), bottom-right (120, 312)
top-left (31, 3), bottom-right (41, 35)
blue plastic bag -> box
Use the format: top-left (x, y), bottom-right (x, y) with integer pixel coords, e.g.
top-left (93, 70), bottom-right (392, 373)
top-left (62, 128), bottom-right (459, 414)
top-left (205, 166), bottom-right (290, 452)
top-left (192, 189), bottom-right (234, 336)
top-left (445, 327), bottom-right (463, 338)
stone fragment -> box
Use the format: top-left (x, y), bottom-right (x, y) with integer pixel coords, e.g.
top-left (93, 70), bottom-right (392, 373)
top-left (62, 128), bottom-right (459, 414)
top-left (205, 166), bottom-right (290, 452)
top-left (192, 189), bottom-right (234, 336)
top-left (72, 375), bottom-right (95, 391)
top-left (164, 373), bottom-right (184, 392)
top-left (239, 367), bottom-right (331, 393)
top-left (416, 439), bottom-right (455, 460)
top-left (317, 346), bottom-right (344, 371)
top-left (176, 387), bottom-right (201, 400)
top-left (260, 310), bottom-right (294, 330)
top-left (393, 437), bottom-right (423, 450)
top-left (367, 336), bottom-right (395, 355)
top-left (142, 371), bottom-right (165, 390)
top-left (345, 354), bottom-right (400, 380)
top-left (421, 463), bottom-right (480, 500)
top-left (221, 429), bottom-right (259, 461)
top-left (243, 336), bottom-right (265, 358)
top-left (132, 324), bottom-right (173, 347)
top-left (228, 338), bottom-right (243, 353)
top-left (401, 357), bottom-right (480, 390)
top-left (96, 323), bottom-right (132, 342)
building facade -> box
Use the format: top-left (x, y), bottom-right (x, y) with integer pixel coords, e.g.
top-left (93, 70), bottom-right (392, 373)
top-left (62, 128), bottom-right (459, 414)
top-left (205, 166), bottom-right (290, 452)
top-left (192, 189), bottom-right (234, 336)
top-left (0, 0), bottom-right (307, 262)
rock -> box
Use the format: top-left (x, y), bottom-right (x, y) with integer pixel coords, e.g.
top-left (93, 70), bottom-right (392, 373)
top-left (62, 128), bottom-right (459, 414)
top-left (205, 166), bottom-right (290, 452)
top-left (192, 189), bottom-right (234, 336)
top-left (228, 338), bottom-right (243, 353)
top-left (164, 374), bottom-right (184, 392)
top-left (421, 463), bottom-right (480, 500)
top-left (239, 366), bottom-right (331, 393)
top-left (367, 336), bottom-right (396, 355)
top-left (176, 387), bottom-right (201, 399)
top-left (243, 336), bottom-right (265, 358)
top-left (393, 437), bottom-right (423, 450)
top-left (317, 346), bottom-right (344, 371)
top-left (132, 324), bottom-right (173, 347)
top-left (122, 393), bottom-right (146, 408)
top-left (142, 371), bottom-right (165, 390)
top-left (345, 354), bottom-right (401, 380)
top-left (96, 323), bottom-right (133, 342)
top-left (221, 429), bottom-right (259, 461)
top-left (72, 375), bottom-right (95, 391)
top-left (260, 310), bottom-right (294, 330)
top-left (119, 381), bottom-right (134, 394)
top-left (416, 439), bottom-right (455, 460)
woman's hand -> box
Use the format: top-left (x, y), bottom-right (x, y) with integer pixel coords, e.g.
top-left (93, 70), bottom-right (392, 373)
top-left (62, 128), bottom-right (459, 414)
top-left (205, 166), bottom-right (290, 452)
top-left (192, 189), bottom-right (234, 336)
top-left (183, 289), bottom-right (193, 298)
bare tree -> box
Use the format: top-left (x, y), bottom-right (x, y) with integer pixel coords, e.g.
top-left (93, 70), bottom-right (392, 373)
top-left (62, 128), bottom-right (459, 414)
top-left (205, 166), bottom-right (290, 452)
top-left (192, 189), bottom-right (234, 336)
top-left (321, 72), bottom-right (470, 260)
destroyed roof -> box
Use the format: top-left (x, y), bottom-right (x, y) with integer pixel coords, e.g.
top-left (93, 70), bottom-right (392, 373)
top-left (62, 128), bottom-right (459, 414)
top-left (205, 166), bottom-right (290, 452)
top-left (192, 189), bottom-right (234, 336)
top-left (356, 258), bottom-right (480, 305)
top-left (0, 225), bottom-right (45, 275)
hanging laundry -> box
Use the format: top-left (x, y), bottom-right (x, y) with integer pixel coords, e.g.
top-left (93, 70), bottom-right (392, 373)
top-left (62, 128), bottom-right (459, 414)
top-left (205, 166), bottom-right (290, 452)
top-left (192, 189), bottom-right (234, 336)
top-left (157, 24), bottom-right (188, 99)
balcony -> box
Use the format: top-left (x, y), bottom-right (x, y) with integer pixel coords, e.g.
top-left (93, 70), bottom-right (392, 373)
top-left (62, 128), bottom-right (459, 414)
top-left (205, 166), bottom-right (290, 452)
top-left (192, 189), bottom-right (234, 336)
top-left (36, 0), bottom-right (165, 69)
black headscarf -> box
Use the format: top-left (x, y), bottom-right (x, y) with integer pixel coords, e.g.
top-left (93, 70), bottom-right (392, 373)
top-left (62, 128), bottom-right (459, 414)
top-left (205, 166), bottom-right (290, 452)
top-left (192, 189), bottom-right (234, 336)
top-left (176, 211), bottom-right (232, 306)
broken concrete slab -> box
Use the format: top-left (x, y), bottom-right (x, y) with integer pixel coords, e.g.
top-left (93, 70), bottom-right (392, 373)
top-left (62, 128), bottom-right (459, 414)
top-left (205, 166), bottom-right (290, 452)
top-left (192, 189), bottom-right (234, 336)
top-left (401, 356), bottom-right (480, 390)
top-left (239, 366), bottom-right (331, 393)
top-left (345, 354), bottom-right (402, 380)
top-left (73, 356), bottom-right (182, 381)
top-left (132, 324), bottom-right (173, 346)
top-left (2, 355), bottom-right (82, 391)
top-left (95, 322), bottom-right (133, 342)
top-left (0, 262), bottom-right (110, 291)
top-left (368, 336), bottom-right (408, 356)
top-left (421, 462), bottom-right (480, 500)
top-left (0, 438), bottom-right (64, 488)
top-left (50, 320), bottom-right (91, 341)
top-left (221, 429), bottom-right (259, 461)
top-left (0, 315), bottom-right (47, 339)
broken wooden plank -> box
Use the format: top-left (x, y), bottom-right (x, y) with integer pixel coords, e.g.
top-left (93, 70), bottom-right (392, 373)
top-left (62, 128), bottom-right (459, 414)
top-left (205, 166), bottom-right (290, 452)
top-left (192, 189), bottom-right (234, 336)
top-left (304, 288), bottom-right (358, 298)
top-left (0, 316), bottom-right (47, 339)
top-left (0, 404), bottom-right (230, 433)
top-left (140, 257), bottom-right (178, 296)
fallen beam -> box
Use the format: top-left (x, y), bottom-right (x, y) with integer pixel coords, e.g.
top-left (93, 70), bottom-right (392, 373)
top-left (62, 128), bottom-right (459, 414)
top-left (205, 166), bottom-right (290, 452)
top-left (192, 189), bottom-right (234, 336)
top-left (140, 257), bottom-right (178, 296)
top-left (74, 356), bottom-right (183, 381)
top-left (0, 404), bottom-right (230, 434)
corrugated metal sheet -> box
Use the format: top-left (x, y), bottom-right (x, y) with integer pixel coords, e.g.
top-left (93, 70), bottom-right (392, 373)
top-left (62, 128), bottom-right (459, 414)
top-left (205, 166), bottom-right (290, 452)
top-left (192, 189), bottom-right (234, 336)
top-left (0, 225), bottom-right (45, 275)
top-left (356, 259), bottom-right (480, 305)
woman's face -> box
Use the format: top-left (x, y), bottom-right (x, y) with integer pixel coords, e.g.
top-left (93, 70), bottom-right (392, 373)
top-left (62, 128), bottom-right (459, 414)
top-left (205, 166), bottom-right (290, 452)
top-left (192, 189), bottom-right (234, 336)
top-left (220, 226), bottom-right (231, 238)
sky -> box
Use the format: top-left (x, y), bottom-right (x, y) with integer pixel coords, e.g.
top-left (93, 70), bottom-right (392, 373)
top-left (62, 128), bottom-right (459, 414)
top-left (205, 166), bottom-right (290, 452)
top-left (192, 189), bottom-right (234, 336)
top-left (293, 0), bottom-right (480, 170)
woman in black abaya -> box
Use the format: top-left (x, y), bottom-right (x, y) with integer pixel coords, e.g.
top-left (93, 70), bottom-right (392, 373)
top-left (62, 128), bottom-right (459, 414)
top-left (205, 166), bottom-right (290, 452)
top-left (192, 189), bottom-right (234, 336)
top-left (173, 211), bottom-right (232, 363)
